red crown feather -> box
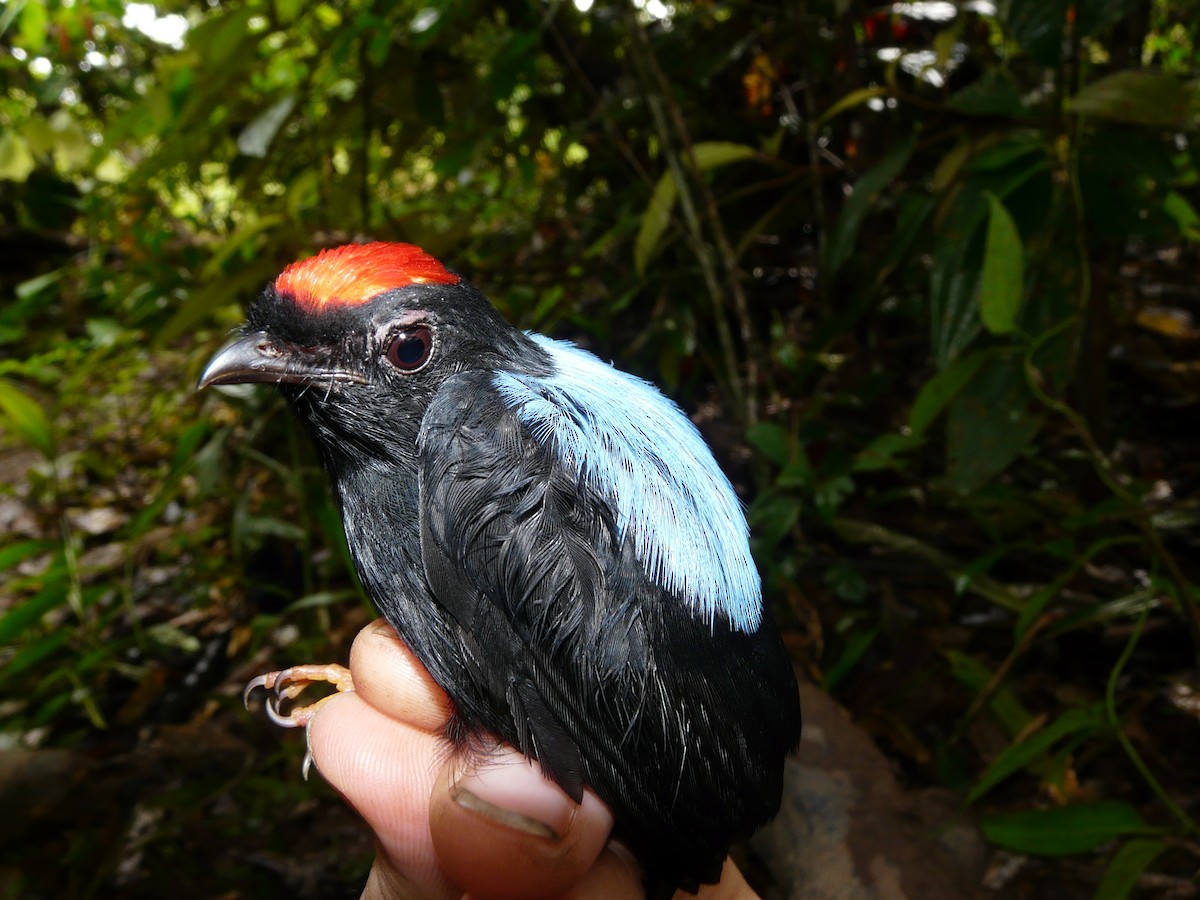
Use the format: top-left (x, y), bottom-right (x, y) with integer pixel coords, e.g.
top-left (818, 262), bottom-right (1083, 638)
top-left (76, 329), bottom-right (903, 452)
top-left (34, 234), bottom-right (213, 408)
top-left (275, 242), bottom-right (459, 310)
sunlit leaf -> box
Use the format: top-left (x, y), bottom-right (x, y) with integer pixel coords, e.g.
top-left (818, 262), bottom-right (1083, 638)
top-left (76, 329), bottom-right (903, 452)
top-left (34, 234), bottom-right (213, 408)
top-left (634, 142), bottom-right (758, 274)
top-left (18, 0), bottom-right (48, 52)
top-left (0, 131), bottom-right (36, 182)
top-left (979, 192), bottom-right (1025, 335)
top-left (0, 378), bottom-right (54, 457)
top-left (981, 802), bottom-right (1150, 856)
top-left (817, 86), bottom-right (889, 125)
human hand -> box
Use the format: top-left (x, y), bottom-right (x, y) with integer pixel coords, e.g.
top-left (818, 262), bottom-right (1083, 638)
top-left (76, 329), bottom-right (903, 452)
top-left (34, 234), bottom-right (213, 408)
top-left (305, 619), bottom-right (758, 900)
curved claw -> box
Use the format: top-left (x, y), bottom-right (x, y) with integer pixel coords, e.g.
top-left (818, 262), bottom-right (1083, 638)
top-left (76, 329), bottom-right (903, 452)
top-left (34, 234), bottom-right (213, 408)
top-left (266, 694), bottom-right (304, 729)
top-left (243, 673), bottom-right (270, 710)
top-left (242, 663), bottom-right (354, 731)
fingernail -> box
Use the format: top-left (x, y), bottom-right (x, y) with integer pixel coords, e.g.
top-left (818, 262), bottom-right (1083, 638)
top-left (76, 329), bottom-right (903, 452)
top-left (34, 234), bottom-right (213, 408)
top-left (449, 749), bottom-right (575, 841)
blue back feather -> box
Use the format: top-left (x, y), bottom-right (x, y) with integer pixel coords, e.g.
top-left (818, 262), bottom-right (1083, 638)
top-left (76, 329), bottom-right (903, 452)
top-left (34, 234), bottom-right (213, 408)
top-left (493, 334), bottom-right (761, 632)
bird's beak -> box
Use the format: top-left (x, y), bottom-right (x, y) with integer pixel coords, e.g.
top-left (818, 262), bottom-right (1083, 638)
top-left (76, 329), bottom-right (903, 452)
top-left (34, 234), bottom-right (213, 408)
top-left (197, 332), bottom-right (368, 390)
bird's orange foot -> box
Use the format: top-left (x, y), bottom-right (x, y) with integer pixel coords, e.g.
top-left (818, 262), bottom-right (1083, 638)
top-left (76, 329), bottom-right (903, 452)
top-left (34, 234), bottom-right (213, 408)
top-left (243, 663), bottom-right (355, 729)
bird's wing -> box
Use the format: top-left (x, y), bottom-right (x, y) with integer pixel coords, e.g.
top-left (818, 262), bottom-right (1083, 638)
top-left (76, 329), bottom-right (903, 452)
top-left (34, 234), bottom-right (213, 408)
top-left (416, 365), bottom-right (799, 891)
top-left (417, 369), bottom-right (641, 801)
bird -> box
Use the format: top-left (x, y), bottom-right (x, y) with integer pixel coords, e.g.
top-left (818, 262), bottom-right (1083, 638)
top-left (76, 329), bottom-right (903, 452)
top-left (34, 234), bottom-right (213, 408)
top-left (199, 241), bottom-right (801, 897)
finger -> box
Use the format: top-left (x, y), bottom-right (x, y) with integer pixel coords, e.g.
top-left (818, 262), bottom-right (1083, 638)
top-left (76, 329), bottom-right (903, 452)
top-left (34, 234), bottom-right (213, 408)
top-left (307, 690), bottom-right (458, 900)
top-left (430, 747), bottom-right (615, 900)
top-left (349, 618), bottom-right (455, 734)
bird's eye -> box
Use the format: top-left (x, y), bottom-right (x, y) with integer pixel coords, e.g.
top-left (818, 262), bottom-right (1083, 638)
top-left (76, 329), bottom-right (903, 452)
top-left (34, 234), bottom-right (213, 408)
top-left (385, 325), bottom-right (433, 372)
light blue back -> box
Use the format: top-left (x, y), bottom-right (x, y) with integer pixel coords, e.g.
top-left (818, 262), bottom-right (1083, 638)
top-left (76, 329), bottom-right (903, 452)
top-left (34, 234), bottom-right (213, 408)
top-left (493, 334), bottom-right (762, 632)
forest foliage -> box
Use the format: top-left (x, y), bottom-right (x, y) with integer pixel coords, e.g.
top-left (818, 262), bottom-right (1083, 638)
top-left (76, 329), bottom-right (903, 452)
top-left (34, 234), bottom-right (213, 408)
top-left (2, 0), bottom-right (1200, 896)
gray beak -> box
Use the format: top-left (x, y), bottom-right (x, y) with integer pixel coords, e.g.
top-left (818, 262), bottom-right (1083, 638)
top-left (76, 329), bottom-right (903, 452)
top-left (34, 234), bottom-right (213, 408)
top-left (197, 332), bottom-right (367, 390)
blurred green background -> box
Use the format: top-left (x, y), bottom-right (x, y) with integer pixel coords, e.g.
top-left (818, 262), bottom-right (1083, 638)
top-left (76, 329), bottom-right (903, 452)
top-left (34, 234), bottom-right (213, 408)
top-left (2, 0), bottom-right (1200, 897)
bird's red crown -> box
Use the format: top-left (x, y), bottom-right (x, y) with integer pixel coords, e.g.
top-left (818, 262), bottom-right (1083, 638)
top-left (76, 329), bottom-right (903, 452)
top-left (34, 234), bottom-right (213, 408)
top-left (274, 242), bottom-right (459, 311)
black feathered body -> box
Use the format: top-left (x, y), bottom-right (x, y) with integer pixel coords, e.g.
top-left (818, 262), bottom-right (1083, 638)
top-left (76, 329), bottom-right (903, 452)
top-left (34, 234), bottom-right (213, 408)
top-left (237, 270), bottom-right (800, 896)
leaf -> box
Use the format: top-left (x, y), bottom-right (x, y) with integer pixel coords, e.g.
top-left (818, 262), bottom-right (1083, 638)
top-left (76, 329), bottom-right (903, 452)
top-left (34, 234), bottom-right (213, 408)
top-left (48, 110), bottom-right (91, 172)
top-left (944, 650), bottom-right (1033, 734)
top-left (237, 94), bottom-right (297, 158)
top-left (825, 135), bottom-right (916, 278)
top-left (980, 802), bottom-right (1149, 856)
top-left (634, 174), bottom-right (677, 275)
top-left (979, 192), bottom-right (1025, 334)
top-left (909, 351), bottom-right (989, 437)
top-left (18, 0), bottom-right (48, 52)
top-left (930, 147), bottom-right (1048, 366)
top-left (634, 142), bottom-right (758, 274)
top-left (0, 539), bottom-right (56, 572)
top-left (0, 378), bottom-right (54, 457)
top-left (1070, 71), bottom-right (1199, 130)
top-left (0, 131), bottom-right (36, 182)
top-left (1093, 839), bottom-right (1167, 900)
top-left (689, 142), bottom-right (758, 170)
top-left (1164, 191), bottom-right (1200, 241)
top-left (0, 573), bottom-right (68, 643)
top-left (823, 626), bottom-right (880, 691)
top-left (1002, 0), bottom-right (1069, 66)
top-left (947, 72), bottom-right (1027, 118)
top-left (817, 86), bottom-right (889, 125)
top-left (946, 352), bottom-right (1042, 492)
top-left (967, 705), bottom-right (1107, 803)
top-left (746, 421), bottom-right (791, 466)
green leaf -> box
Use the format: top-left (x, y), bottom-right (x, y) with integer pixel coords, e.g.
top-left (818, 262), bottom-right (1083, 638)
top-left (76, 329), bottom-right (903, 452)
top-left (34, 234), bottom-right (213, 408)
top-left (823, 626), bottom-right (879, 691)
top-left (0, 573), bottom-right (68, 643)
top-left (1093, 839), bottom-right (1167, 900)
top-left (909, 351), bottom-right (989, 437)
top-left (979, 192), bottom-right (1025, 335)
top-left (0, 131), bottom-right (36, 182)
top-left (967, 705), bottom-right (1106, 804)
top-left (1002, 0), bottom-right (1069, 66)
top-left (634, 172), bottom-right (677, 275)
top-left (0, 631), bottom-right (70, 685)
top-left (48, 110), bottom-right (91, 172)
top-left (0, 378), bottom-right (54, 457)
top-left (0, 539), bottom-right (56, 572)
top-left (981, 802), bottom-right (1149, 856)
top-left (746, 422), bottom-right (791, 466)
top-left (688, 142), bottom-right (758, 170)
top-left (944, 650), bottom-right (1033, 735)
top-left (946, 352), bottom-right (1042, 492)
top-left (634, 142), bottom-right (758, 274)
top-left (18, 0), bottom-right (48, 52)
top-left (947, 72), bottom-right (1027, 118)
top-left (817, 86), bottom-right (889, 126)
top-left (825, 135), bottom-right (916, 278)
top-left (1164, 191), bottom-right (1200, 241)
top-left (1070, 71), bottom-right (1199, 130)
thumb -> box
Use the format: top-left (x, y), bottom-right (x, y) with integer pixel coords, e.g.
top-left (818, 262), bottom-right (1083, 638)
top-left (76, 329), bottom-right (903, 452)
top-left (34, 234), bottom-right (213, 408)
top-left (429, 747), bottom-right (616, 900)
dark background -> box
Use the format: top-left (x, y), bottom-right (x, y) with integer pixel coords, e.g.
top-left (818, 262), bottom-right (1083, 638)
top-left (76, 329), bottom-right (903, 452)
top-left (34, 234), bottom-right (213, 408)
top-left (2, 0), bottom-right (1199, 896)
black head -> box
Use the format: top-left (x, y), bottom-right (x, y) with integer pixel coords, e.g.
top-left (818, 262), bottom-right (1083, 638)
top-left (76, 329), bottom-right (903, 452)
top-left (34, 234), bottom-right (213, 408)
top-left (199, 242), bottom-right (548, 466)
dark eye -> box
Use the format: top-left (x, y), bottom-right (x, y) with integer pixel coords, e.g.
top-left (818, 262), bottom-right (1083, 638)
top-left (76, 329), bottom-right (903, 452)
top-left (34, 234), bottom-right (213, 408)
top-left (385, 325), bottom-right (433, 372)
